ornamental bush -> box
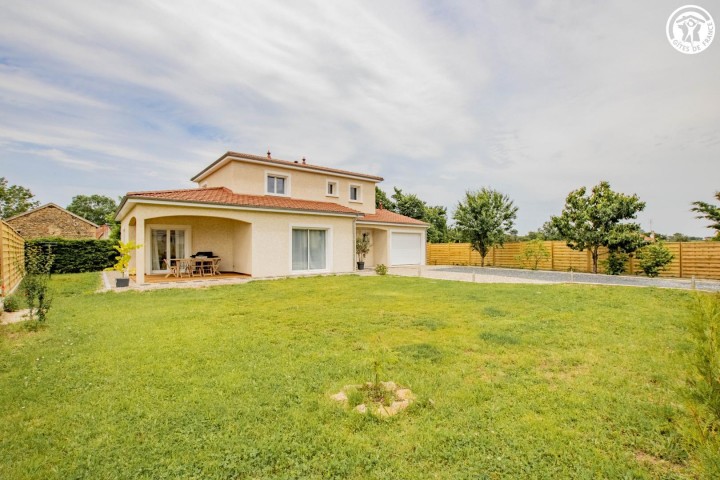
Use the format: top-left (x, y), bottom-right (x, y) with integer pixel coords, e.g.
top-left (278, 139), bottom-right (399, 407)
top-left (25, 238), bottom-right (118, 273)
top-left (636, 241), bottom-right (674, 277)
top-left (2, 294), bottom-right (23, 312)
top-left (603, 251), bottom-right (629, 275)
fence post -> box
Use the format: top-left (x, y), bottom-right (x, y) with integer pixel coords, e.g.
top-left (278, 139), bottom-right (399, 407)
top-left (679, 242), bottom-right (683, 278)
top-left (492, 246), bottom-right (496, 266)
top-left (550, 242), bottom-right (555, 271)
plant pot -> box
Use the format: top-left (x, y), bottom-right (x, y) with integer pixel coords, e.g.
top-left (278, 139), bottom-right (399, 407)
top-left (115, 277), bottom-right (130, 288)
top-left (357, 261), bottom-right (365, 270)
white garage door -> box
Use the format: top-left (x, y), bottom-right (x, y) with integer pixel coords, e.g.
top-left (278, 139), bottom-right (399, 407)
top-left (391, 232), bottom-right (423, 265)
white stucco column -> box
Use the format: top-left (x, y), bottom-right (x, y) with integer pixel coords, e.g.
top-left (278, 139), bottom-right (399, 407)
top-left (135, 217), bottom-right (145, 284)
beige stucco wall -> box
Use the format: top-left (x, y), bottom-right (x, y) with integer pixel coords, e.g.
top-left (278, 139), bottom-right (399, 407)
top-left (120, 202), bottom-right (356, 283)
top-left (200, 160), bottom-right (377, 214)
top-left (356, 223), bottom-right (426, 267)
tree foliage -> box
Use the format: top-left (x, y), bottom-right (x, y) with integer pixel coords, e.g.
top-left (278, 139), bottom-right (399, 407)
top-left (375, 187), bottom-right (395, 211)
top-left (692, 192), bottom-right (720, 240)
top-left (453, 188), bottom-right (518, 266)
top-left (377, 186), bottom-right (448, 243)
top-left (424, 205), bottom-right (449, 243)
top-left (551, 181), bottom-right (646, 273)
top-left (391, 188), bottom-right (426, 220)
top-left (0, 177), bottom-right (39, 219)
top-left (67, 194), bottom-right (118, 226)
top-left (526, 221), bottom-right (564, 241)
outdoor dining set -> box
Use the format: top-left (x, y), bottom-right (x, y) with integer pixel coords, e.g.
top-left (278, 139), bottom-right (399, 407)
top-left (163, 251), bottom-right (221, 278)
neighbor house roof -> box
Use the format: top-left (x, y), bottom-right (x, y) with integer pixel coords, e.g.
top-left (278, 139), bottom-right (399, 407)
top-left (5, 203), bottom-right (99, 227)
top-left (358, 208), bottom-right (428, 226)
top-left (191, 152), bottom-right (384, 183)
top-left (121, 187), bottom-right (362, 216)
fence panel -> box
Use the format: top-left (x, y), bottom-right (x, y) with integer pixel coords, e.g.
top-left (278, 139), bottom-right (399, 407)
top-left (426, 241), bottom-right (720, 280)
top-left (0, 220), bottom-right (25, 297)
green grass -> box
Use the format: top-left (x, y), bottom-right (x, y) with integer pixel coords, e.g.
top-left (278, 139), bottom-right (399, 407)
top-left (0, 273), bottom-right (700, 478)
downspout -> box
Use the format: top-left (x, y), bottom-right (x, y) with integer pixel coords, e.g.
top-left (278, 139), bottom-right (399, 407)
top-left (352, 216), bottom-right (357, 271)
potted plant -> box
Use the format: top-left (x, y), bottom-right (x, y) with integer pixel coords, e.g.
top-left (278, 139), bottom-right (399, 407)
top-left (106, 241), bottom-right (142, 287)
top-left (356, 235), bottom-right (371, 270)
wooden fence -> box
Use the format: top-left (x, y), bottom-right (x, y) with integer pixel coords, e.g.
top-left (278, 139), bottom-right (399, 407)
top-left (426, 241), bottom-right (720, 280)
top-left (0, 220), bottom-right (25, 297)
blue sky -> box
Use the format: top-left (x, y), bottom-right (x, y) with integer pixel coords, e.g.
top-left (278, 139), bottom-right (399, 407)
top-left (1, 0), bottom-right (718, 236)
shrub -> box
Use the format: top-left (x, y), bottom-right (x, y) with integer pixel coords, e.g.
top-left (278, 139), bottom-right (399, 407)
top-left (684, 293), bottom-right (720, 477)
top-left (26, 238), bottom-right (117, 273)
top-left (636, 241), bottom-right (674, 277)
top-left (603, 251), bottom-right (629, 275)
top-left (374, 264), bottom-right (388, 275)
top-left (516, 239), bottom-right (550, 270)
top-left (21, 245), bottom-right (54, 322)
top-left (2, 294), bottom-right (23, 312)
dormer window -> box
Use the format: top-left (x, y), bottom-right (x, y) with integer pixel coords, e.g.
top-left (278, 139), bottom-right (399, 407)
top-left (349, 185), bottom-right (361, 202)
top-left (326, 180), bottom-right (338, 197)
top-left (266, 173), bottom-right (288, 195)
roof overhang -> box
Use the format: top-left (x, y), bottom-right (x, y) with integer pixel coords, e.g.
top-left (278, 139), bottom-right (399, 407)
top-left (115, 196), bottom-right (362, 221)
top-left (191, 152), bottom-right (384, 184)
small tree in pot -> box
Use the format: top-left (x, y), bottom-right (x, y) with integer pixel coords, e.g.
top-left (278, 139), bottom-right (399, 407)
top-left (106, 241), bottom-right (142, 287)
top-left (356, 235), bottom-right (371, 270)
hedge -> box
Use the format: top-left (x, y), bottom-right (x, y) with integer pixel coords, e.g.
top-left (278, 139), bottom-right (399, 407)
top-left (26, 238), bottom-right (118, 274)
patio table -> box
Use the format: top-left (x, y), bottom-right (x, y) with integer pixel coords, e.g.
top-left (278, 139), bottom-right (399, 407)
top-left (166, 257), bottom-right (221, 277)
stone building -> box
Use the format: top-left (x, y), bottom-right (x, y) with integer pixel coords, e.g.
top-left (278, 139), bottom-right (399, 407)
top-left (5, 203), bottom-right (99, 240)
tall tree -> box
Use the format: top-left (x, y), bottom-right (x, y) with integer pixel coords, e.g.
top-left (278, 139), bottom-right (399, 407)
top-left (67, 194), bottom-right (118, 225)
top-left (551, 181), bottom-right (646, 273)
top-left (453, 188), bottom-right (518, 266)
top-left (424, 205), bottom-right (449, 243)
top-left (391, 187), bottom-right (426, 220)
top-left (375, 187), bottom-right (396, 211)
top-left (692, 192), bottom-right (720, 240)
top-left (0, 177), bottom-right (39, 219)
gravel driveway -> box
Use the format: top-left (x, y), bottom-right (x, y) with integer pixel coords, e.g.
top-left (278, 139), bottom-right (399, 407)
top-left (413, 266), bottom-right (720, 292)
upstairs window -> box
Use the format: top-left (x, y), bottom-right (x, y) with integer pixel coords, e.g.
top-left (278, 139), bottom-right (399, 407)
top-left (326, 180), bottom-right (338, 197)
top-left (267, 175), bottom-right (287, 195)
top-left (349, 185), bottom-right (361, 202)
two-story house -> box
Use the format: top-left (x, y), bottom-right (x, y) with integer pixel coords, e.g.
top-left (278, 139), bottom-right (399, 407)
top-left (116, 151), bottom-right (427, 284)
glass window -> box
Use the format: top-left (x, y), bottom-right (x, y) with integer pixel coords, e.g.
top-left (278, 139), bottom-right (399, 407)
top-left (350, 185), bottom-right (360, 201)
top-left (292, 229), bottom-right (309, 271)
top-left (267, 175), bottom-right (286, 195)
top-left (327, 182), bottom-right (336, 195)
top-left (292, 229), bottom-right (327, 271)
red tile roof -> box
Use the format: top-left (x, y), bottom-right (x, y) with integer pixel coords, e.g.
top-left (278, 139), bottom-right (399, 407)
top-left (191, 152), bottom-right (384, 182)
top-left (126, 187), bottom-right (362, 215)
top-left (359, 209), bottom-right (428, 226)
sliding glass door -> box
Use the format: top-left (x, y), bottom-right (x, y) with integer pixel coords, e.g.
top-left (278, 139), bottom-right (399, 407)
top-left (151, 228), bottom-right (188, 272)
top-left (292, 229), bottom-right (326, 271)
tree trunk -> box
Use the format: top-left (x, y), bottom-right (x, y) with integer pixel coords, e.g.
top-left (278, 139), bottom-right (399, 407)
top-left (481, 255), bottom-right (485, 267)
top-left (592, 247), bottom-right (599, 274)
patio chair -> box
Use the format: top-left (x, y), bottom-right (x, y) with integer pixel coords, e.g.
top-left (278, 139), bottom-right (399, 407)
top-left (211, 258), bottom-right (221, 276)
top-left (163, 258), bottom-right (179, 278)
top-left (197, 257), bottom-right (213, 276)
top-left (177, 258), bottom-right (194, 277)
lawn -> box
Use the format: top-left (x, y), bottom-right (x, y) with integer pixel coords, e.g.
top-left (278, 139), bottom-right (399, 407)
top-left (0, 273), bottom-right (699, 478)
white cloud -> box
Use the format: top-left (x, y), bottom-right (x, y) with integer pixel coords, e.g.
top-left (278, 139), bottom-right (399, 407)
top-left (0, 0), bottom-right (717, 236)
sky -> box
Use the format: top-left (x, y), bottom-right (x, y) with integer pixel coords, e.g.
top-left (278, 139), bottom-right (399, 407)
top-left (0, 0), bottom-right (718, 236)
